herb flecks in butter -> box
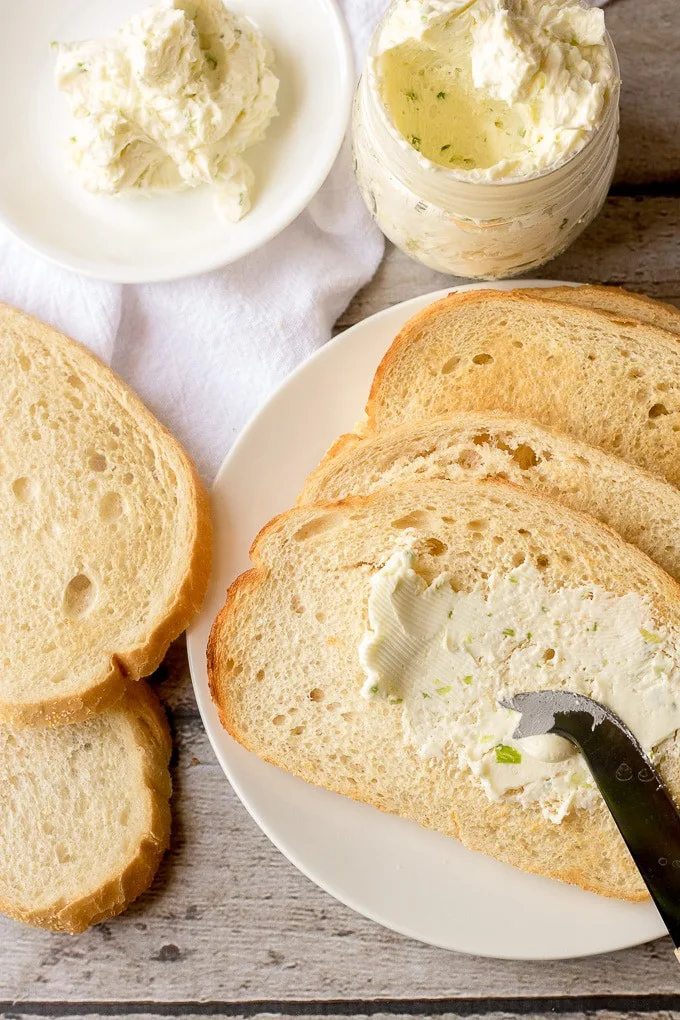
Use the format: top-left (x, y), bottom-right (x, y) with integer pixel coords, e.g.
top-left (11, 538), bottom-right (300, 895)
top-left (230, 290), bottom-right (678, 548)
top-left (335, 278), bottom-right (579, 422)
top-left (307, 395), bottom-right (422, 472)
top-left (359, 547), bottom-right (680, 824)
top-left (53, 0), bottom-right (279, 222)
top-left (495, 744), bottom-right (522, 765)
top-left (374, 0), bottom-right (616, 179)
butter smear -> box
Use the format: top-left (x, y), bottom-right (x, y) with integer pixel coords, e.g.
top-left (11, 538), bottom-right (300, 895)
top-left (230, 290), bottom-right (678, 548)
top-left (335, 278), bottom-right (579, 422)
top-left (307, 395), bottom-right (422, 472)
top-left (360, 548), bottom-right (680, 823)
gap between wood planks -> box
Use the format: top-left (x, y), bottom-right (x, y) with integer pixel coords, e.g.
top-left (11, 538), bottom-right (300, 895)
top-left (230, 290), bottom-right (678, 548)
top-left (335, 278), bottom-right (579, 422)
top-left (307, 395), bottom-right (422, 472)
top-left (609, 183), bottom-right (680, 198)
top-left (2, 998), bottom-right (680, 1017)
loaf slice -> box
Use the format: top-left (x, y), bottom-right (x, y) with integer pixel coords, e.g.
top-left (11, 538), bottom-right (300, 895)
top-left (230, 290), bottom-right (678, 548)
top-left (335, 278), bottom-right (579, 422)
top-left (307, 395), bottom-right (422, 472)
top-left (362, 290), bottom-right (680, 486)
top-left (0, 304), bottom-right (212, 725)
top-left (208, 479), bottom-right (680, 900)
top-left (513, 284), bottom-right (680, 335)
top-left (0, 682), bottom-right (171, 933)
top-left (299, 410), bottom-right (680, 586)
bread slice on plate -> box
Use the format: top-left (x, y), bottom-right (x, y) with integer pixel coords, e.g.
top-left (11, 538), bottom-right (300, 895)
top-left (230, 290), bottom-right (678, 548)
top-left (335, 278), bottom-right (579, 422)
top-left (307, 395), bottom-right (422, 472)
top-left (299, 409), bottom-right (680, 587)
top-left (0, 304), bottom-right (212, 725)
top-left (513, 284), bottom-right (680, 335)
top-left (208, 479), bottom-right (680, 900)
top-left (0, 682), bottom-right (171, 933)
top-left (362, 290), bottom-right (680, 486)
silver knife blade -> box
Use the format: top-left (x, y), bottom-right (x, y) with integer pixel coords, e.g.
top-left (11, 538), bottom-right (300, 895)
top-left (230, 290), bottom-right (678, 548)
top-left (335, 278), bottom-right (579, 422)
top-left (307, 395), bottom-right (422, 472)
top-left (502, 690), bottom-right (680, 955)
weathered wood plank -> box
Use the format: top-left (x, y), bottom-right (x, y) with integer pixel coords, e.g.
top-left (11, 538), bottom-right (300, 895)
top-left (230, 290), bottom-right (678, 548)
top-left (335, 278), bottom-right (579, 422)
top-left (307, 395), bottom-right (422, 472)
top-left (147, 638), bottom-right (197, 715)
top-left (607, 0), bottom-right (680, 185)
top-left (337, 198), bottom-right (680, 331)
top-left (3, 1), bottom-right (679, 1003)
top-left (2, 1010), bottom-right (680, 1020)
top-left (2, 679), bottom-right (680, 1005)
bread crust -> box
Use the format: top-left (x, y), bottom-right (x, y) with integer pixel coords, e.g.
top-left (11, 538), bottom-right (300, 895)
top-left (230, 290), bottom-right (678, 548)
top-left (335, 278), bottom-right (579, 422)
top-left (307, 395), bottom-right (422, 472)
top-left (363, 290), bottom-right (680, 460)
top-left (0, 683), bottom-right (172, 933)
top-left (0, 304), bottom-right (212, 726)
top-left (512, 284), bottom-right (680, 334)
top-left (207, 479), bottom-right (680, 901)
top-left (297, 408), bottom-right (680, 589)
top-left (210, 287), bottom-right (680, 900)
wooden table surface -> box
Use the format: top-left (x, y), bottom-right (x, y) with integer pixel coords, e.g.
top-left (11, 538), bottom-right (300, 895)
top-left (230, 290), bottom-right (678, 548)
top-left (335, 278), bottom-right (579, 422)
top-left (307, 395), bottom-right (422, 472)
top-left (3, 1), bottom-right (680, 1018)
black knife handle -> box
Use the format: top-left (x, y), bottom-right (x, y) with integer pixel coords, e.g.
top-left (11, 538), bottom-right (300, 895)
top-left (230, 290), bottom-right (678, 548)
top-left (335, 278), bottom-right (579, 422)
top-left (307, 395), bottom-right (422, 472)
top-left (550, 707), bottom-right (680, 946)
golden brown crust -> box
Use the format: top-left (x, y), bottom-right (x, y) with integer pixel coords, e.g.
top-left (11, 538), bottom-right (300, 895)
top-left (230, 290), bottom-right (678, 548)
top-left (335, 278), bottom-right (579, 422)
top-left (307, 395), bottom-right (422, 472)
top-left (112, 451), bottom-right (213, 687)
top-left (207, 479), bottom-right (680, 901)
top-left (211, 287), bottom-right (680, 900)
top-left (296, 408), bottom-right (680, 592)
top-left (0, 683), bottom-right (172, 933)
top-left (363, 290), bottom-right (680, 467)
top-left (364, 289), bottom-right (482, 431)
top-left (349, 286), bottom-right (680, 440)
top-left (512, 284), bottom-right (680, 334)
top-left (0, 666), bottom-right (131, 728)
top-left (297, 433), bottom-right (363, 505)
top-left (0, 304), bottom-right (213, 727)
top-left (208, 567), bottom-right (260, 735)
top-left (366, 289), bottom-right (680, 430)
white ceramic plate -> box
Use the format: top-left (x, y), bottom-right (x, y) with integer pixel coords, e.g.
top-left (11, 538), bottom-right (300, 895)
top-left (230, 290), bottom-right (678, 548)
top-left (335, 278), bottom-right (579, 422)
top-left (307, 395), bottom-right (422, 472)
top-left (0, 0), bottom-right (352, 282)
top-left (187, 280), bottom-right (666, 959)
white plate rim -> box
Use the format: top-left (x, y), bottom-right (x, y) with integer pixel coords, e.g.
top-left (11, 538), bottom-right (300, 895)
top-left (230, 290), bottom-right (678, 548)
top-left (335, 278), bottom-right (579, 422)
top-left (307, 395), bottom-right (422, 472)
top-left (187, 278), bottom-right (666, 960)
top-left (0, 0), bottom-right (354, 284)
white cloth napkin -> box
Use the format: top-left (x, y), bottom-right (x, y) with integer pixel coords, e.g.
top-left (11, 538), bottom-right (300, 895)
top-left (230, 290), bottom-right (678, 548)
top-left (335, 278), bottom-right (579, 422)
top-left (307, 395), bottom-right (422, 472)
top-left (0, 0), bottom-right (386, 483)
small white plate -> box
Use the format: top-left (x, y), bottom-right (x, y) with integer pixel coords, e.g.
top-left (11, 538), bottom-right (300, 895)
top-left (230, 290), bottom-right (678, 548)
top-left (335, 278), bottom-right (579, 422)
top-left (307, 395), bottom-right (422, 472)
top-left (187, 280), bottom-right (666, 959)
top-left (0, 0), bottom-right (352, 282)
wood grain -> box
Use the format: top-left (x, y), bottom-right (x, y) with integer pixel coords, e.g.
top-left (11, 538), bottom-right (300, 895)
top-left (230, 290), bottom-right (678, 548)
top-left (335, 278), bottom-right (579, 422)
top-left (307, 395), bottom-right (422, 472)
top-left (2, 1013), bottom-right (680, 1020)
top-left (2, 664), bottom-right (680, 1005)
top-left (3, 0), bottom-right (680, 1011)
top-left (607, 0), bottom-right (680, 185)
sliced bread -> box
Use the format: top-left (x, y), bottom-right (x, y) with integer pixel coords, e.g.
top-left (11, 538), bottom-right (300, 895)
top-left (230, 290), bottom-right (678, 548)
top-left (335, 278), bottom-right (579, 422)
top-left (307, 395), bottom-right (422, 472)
top-left (0, 682), bottom-right (171, 933)
top-left (362, 290), bottom-right (680, 486)
top-left (208, 479), bottom-right (680, 900)
top-left (0, 304), bottom-right (212, 725)
top-left (299, 410), bottom-right (680, 586)
top-left (513, 284), bottom-right (680, 335)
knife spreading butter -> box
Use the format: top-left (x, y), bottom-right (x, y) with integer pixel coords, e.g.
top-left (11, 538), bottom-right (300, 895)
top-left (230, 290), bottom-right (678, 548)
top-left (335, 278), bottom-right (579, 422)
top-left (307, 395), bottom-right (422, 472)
top-left (360, 546), bottom-right (680, 822)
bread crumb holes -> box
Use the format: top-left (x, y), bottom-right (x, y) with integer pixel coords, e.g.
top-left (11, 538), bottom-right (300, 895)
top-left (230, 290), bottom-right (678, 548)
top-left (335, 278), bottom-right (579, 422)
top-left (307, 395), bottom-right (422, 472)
top-left (63, 573), bottom-right (95, 618)
top-left (99, 491), bottom-right (123, 521)
top-left (12, 477), bottom-right (36, 502)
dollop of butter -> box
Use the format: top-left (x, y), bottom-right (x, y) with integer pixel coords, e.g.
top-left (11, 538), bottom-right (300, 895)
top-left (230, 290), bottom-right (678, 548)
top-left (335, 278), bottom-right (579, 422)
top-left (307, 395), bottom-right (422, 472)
top-left (54, 0), bottom-right (279, 221)
top-left (373, 0), bottom-right (617, 179)
top-left (359, 547), bottom-right (680, 823)
top-left (517, 733), bottom-right (575, 764)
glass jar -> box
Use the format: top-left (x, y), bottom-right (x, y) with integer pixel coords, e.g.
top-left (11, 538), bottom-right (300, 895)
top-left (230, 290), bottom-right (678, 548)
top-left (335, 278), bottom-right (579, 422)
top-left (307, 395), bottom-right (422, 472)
top-left (352, 12), bottom-right (621, 281)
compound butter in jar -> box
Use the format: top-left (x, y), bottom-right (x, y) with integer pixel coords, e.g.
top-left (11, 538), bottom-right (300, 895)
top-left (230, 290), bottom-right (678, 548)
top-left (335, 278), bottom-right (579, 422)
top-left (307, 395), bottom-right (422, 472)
top-left (352, 0), bottom-right (621, 279)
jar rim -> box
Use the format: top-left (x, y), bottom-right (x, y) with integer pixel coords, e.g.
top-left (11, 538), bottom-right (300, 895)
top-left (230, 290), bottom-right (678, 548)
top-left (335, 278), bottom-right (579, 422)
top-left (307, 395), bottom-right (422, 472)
top-left (365, 3), bottom-right (621, 192)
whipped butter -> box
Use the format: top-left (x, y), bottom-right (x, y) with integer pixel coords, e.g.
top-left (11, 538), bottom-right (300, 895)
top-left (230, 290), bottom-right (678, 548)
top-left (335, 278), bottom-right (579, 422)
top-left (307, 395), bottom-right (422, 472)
top-left (360, 548), bottom-right (680, 823)
top-left (377, 0), bottom-right (614, 179)
top-left (352, 0), bottom-right (620, 278)
top-left (54, 0), bottom-right (278, 221)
